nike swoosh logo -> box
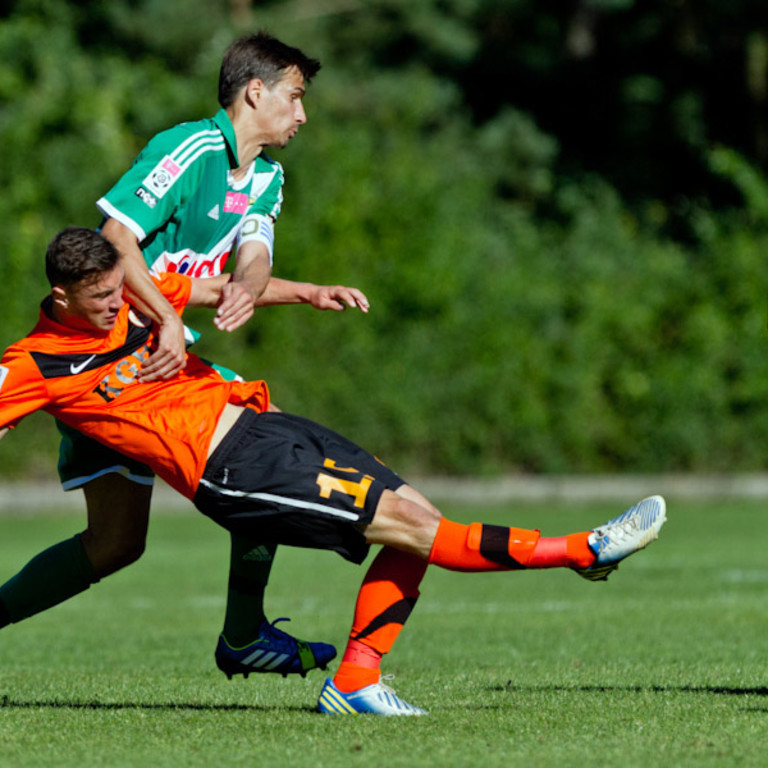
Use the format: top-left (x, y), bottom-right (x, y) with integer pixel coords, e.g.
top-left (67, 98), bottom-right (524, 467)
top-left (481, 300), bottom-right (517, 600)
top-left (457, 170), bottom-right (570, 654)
top-left (70, 354), bottom-right (96, 375)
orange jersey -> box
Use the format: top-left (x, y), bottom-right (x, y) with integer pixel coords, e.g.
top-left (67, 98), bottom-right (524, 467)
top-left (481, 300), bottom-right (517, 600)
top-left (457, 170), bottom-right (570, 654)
top-left (0, 273), bottom-right (269, 499)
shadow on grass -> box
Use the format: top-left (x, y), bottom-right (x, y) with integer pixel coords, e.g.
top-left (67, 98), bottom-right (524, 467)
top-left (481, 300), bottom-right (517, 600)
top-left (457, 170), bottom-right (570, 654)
top-left (4, 686), bottom-right (766, 715)
top-left (0, 695), bottom-right (315, 713)
top-left (492, 683), bottom-right (768, 696)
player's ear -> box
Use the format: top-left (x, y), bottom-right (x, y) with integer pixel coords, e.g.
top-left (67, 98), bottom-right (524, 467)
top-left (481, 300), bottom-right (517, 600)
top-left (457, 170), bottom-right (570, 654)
top-left (51, 285), bottom-right (69, 309)
top-left (244, 78), bottom-right (266, 107)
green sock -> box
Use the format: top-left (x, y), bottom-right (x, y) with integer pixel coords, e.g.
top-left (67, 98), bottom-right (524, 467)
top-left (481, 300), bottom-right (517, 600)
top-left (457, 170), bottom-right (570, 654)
top-left (0, 534), bottom-right (97, 627)
top-left (221, 535), bottom-right (277, 646)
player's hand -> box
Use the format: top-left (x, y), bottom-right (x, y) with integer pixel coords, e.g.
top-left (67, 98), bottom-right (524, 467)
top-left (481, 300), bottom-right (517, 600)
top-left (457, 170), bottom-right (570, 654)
top-left (215, 281), bottom-right (255, 332)
top-left (308, 285), bottom-right (370, 313)
top-left (139, 315), bottom-right (186, 381)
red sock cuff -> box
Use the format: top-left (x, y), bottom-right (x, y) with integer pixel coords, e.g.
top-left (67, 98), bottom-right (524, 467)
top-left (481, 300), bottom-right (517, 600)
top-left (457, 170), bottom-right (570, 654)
top-left (333, 661), bottom-right (380, 693)
top-left (527, 536), bottom-right (568, 568)
top-left (341, 638), bottom-right (382, 669)
top-left (527, 533), bottom-right (595, 569)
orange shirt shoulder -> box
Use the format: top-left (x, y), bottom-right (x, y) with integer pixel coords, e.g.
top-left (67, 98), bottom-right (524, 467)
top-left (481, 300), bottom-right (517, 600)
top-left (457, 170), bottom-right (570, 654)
top-left (0, 273), bottom-right (269, 498)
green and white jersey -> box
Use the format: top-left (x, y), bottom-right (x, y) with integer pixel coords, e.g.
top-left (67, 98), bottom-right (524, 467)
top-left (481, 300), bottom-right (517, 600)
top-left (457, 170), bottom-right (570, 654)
top-left (97, 109), bottom-right (283, 278)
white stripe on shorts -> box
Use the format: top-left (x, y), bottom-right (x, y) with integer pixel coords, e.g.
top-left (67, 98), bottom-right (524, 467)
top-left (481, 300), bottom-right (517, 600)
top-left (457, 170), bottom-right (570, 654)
top-left (198, 478), bottom-right (362, 521)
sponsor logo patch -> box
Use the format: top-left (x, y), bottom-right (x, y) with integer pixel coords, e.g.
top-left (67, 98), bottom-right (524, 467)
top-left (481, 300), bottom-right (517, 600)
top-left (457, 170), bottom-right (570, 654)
top-left (0, 365), bottom-right (8, 392)
top-left (223, 191), bottom-right (248, 215)
top-left (207, 204), bottom-right (220, 220)
top-left (94, 343), bottom-right (153, 403)
top-left (135, 187), bottom-right (158, 208)
top-left (142, 155), bottom-right (182, 199)
top-left (163, 251), bottom-right (230, 278)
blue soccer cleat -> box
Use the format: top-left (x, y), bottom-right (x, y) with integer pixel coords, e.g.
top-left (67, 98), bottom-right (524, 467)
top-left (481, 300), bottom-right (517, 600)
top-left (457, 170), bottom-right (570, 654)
top-left (215, 618), bottom-right (337, 679)
top-left (576, 495), bottom-right (667, 582)
top-left (317, 676), bottom-right (428, 716)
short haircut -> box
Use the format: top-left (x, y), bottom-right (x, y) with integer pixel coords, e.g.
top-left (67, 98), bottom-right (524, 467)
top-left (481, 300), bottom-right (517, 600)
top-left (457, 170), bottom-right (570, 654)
top-left (45, 227), bottom-right (120, 288)
top-left (218, 31), bottom-right (321, 107)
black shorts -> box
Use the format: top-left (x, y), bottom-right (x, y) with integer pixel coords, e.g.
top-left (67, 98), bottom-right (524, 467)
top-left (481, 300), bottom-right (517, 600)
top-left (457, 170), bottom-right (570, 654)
top-left (193, 410), bottom-right (405, 564)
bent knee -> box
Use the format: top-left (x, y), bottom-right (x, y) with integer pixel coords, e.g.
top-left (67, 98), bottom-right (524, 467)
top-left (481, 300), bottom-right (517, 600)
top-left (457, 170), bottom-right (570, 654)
top-left (365, 492), bottom-right (441, 558)
top-left (109, 537), bottom-right (146, 569)
top-left (80, 530), bottom-right (147, 578)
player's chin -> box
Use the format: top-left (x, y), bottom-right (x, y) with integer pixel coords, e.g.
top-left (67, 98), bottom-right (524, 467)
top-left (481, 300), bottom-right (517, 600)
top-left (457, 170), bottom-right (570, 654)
top-left (267, 133), bottom-right (295, 149)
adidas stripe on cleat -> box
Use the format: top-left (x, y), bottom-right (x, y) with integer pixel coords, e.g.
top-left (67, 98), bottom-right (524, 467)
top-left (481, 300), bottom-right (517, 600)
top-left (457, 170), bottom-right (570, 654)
top-left (576, 495), bottom-right (667, 582)
top-left (317, 677), bottom-right (428, 716)
top-left (215, 618), bottom-right (337, 679)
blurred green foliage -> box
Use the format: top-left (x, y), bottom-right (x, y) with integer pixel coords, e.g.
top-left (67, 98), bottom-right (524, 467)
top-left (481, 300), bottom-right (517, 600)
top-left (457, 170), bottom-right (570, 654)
top-left (2, 0), bottom-right (768, 477)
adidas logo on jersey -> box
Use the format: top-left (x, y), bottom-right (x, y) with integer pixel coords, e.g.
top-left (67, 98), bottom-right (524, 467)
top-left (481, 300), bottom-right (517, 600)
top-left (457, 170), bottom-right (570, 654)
top-left (208, 205), bottom-right (220, 220)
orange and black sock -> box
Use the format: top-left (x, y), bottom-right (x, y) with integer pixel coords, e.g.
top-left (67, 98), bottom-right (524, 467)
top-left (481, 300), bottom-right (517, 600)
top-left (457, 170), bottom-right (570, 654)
top-left (333, 547), bottom-right (427, 693)
top-left (428, 518), bottom-right (595, 572)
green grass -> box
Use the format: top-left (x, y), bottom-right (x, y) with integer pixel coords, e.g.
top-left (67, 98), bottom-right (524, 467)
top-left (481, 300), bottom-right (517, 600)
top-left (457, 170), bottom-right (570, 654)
top-left (0, 497), bottom-right (767, 766)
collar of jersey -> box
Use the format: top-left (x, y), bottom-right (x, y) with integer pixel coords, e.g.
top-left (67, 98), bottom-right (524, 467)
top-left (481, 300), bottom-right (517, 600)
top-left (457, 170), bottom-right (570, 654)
top-left (212, 108), bottom-right (239, 168)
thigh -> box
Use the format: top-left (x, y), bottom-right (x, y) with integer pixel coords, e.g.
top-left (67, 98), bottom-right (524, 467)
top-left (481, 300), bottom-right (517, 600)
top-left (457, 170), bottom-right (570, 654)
top-left (195, 411), bottom-right (404, 564)
top-left (83, 473), bottom-right (152, 542)
top-left (80, 473), bottom-right (152, 577)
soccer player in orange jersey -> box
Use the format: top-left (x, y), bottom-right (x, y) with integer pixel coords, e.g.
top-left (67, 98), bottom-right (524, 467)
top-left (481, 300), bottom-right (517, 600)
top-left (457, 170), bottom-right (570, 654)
top-left (0, 228), bottom-right (667, 715)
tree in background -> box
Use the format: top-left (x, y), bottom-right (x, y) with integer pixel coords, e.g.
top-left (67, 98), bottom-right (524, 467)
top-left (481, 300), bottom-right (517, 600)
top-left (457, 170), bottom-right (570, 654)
top-left (2, 0), bottom-right (768, 476)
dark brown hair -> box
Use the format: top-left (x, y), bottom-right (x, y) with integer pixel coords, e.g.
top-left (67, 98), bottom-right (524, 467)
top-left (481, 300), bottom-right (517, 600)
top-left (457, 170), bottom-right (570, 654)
top-left (218, 31), bottom-right (321, 107)
top-left (45, 227), bottom-right (119, 288)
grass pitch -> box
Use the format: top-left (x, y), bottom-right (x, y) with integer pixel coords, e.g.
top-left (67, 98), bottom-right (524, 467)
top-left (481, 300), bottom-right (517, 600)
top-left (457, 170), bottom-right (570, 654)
top-left (0, 497), bottom-right (767, 766)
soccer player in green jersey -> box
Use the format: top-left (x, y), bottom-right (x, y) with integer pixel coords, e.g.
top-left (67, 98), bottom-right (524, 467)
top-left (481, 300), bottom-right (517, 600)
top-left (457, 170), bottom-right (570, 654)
top-left (0, 33), bottom-right (367, 678)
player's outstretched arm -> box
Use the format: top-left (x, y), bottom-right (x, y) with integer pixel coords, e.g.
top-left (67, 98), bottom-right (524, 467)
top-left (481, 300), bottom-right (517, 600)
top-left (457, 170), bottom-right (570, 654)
top-left (0, 427), bottom-right (8, 442)
top-left (101, 218), bottom-right (187, 382)
top-left (254, 278), bottom-right (370, 312)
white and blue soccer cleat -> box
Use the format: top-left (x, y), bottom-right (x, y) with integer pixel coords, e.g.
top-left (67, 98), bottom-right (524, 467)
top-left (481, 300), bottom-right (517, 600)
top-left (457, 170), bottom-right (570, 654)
top-left (215, 618), bottom-right (336, 679)
top-left (576, 495), bottom-right (667, 582)
top-left (317, 677), bottom-right (428, 716)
